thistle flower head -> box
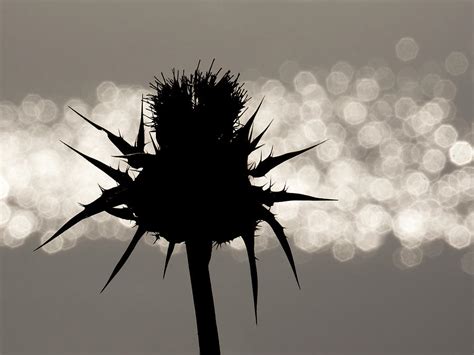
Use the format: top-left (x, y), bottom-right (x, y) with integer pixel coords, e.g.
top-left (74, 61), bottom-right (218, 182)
top-left (36, 62), bottom-right (335, 319)
top-left (150, 62), bottom-right (248, 150)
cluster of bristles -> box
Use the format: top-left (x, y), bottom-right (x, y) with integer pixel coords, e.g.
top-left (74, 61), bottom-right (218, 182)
top-left (36, 62), bottom-right (335, 321)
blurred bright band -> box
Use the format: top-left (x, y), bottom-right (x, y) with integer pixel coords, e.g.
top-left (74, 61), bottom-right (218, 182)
top-left (0, 38), bottom-right (472, 274)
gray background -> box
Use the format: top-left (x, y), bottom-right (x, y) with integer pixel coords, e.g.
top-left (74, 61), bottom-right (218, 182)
top-left (1, 1), bottom-right (473, 354)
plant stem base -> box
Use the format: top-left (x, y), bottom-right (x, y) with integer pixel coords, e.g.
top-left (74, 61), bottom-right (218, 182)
top-left (186, 241), bottom-right (221, 355)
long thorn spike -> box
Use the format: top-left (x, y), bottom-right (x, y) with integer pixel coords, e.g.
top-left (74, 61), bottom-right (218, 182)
top-left (260, 208), bottom-right (300, 289)
top-left (267, 190), bottom-right (338, 204)
top-left (68, 106), bottom-right (137, 155)
top-left (35, 205), bottom-right (102, 251)
top-left (34, 187), bottom-right (127, 251)
top-left (61, 141), bottom-right (131, 184)
top-left (250, 119), bottom-right (273, 152)
top-left (243, 234), bottom-right (258, 324)
top-left (68, 106), bottom-right (106, 132)
top-left (251, 140), bottom-right (328, 177)
top-left (163, 242), bottom-right (176, 279)
top-left (34, 210), bottom-right (90, 251)
top-left (136, 95), bottom-right (145, 151)
top-left (149, 132), bottom-right (159, 153)
top-left (101, 226), bottom-right (146, 293)
top-left (241, 98), bottom-right (265, 139)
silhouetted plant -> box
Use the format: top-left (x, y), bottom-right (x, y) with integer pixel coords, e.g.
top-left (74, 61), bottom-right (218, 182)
top-left (36, 61), bottom-right (335, 355)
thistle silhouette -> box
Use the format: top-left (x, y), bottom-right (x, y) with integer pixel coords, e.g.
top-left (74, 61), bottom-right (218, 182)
top-left (36, 61), bottom-right (335, 354)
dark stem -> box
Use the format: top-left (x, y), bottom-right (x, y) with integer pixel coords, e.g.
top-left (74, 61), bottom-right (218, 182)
top-left (186, 240), bottom-right (221, 355)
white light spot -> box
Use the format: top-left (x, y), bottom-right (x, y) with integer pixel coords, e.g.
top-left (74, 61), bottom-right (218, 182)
top-left (434, 124), bottom-right (458, 148)
top-left (379, 139), bottom-right (403, 158)
top-left (423, 101), bottom-right (446, 124)
top-left (356, 78), bottom-right (380, 102)
top-left (395, 97), bottom-right (417, 120)
top-left (422, 149), bottom-right (446, 174)
top-left (433, 79), bottom-right (457, 101)
top-left (326, 71), bottom-right (350, 95)
top-left (369, 178), bottom-right (395, 201)
top-left (61, 234), bottom-right (78, 251)
top-left (37, 195), bottom-right (61, 219)
top-left (97, 81), bottom-right (119, 103)
top-left (303, 119), bottom-right (326, 142)
top-left (355, 232), bottom-right (383, 252)
top-left (406, 172), bottom-right (430, 196)
top-left (435, 181), bottom-right (459, 209)
top-left (446, 225), bottom-right (471, 249)
top-left (38, 99), bottom-right (58, 123)
top-left (294, 71), bottom-right (318, 95)
top-left (261, 79), bottom-right (286, 101)
top-left (343, 101), bottom-right (367, 125)
top-left (449, 141), bottom-right (472, 166)
top-left (332, 241), bottom-right (355, 262)
top-left (7, 211), bottom-right (35, 240)
top-left (395, 37), bottom-right (419, 62)
top-left (400, 247), bottom-right (423, 268)
top-left (358, 123), bottom-right (383, 148)
top-left (382, 156), bottom-right (405, 178)
top-left (445, 51), bottom-right (469, 76)
top-left (335, 186), bottom-right (358, 211)
top-left (394, 208), bottom-right (426, 245)
top-left (331, 61), bottom-right (354, 81)
top-left (356, 204), bottom-right (391, 235)
top-left (421, 73), bottom-right (441, 98)
top-left (294, 227), bottom-right (324, 253)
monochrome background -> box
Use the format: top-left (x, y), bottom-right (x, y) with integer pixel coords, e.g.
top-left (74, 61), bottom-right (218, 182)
top-left (0, 1), bottom-right (472, 354)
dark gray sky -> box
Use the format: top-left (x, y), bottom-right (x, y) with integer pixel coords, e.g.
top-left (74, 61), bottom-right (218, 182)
top-left (1, 1), bottom-right (473, 354)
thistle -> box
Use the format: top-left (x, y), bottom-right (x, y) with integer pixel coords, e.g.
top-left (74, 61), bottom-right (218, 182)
top-left (36, 61), bottom-right (335, 354)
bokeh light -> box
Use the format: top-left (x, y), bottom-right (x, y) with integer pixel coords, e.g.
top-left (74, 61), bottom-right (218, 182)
top-left (1, 37), bottom-right (472, 274)
top-left (434, 124), bottom-right (458, 148)
top-left (326, 71), bottom-right (350, 96)
top-left (7, 210), bottom-right (36, 240)
top-left (422, 149), bottom-right (446, 174)
top-left (343, 100), bottom-right (368, 125)
top-left (449, 141), bottom-right (473, 166)
top-left (445, 51), bottom-right (469, 76)
top-left (446, 225), bottom-right (471, 249)
top-left (398, 247), bottom-right (423, 268)
top-left (395, 37), bottom-right (419, 62)
top-left (332, 241), bottom-right (355, 262)
top-left (434, 79), bottom-right (457, 101)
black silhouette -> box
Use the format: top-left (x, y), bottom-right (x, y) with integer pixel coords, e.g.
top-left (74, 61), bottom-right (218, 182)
top-left (36, 61), bottom-right (336, 355)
